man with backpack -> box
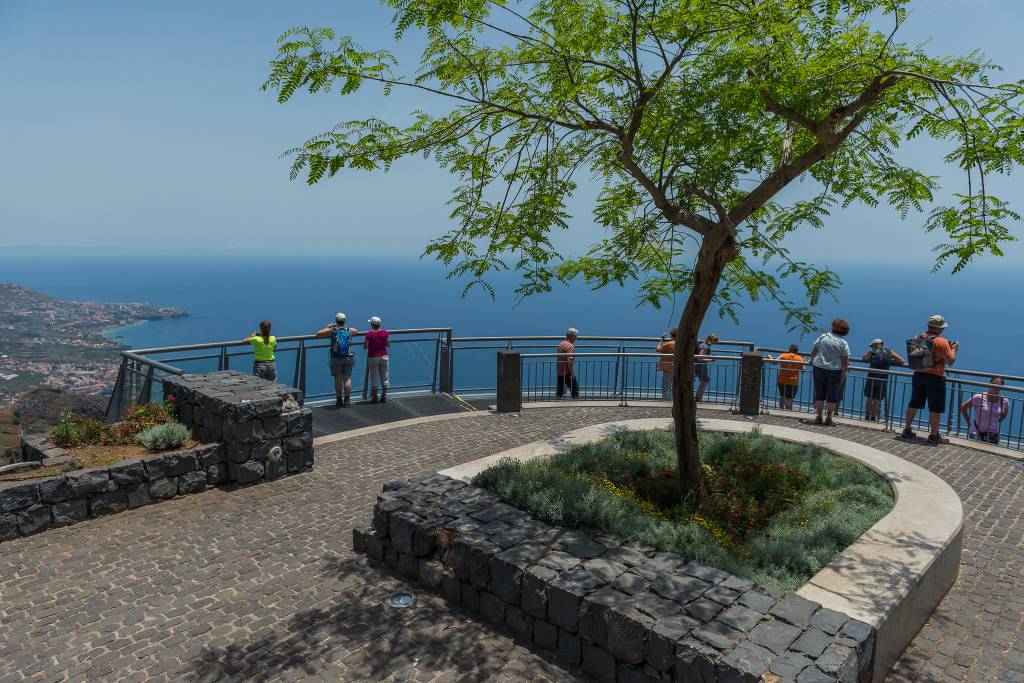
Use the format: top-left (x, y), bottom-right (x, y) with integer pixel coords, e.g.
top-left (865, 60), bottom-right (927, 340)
top-left (315, 313), bottom-right (359, 407)
top-left (903, 314), bottom-right (958, 444)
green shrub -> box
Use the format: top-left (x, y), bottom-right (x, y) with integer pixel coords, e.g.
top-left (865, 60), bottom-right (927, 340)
top-left (136, 422), bottom-right (191, 452)
top-left (472, 428), bottom-right (895, 592)
top-left (51, 409), bottom-right (80, 448)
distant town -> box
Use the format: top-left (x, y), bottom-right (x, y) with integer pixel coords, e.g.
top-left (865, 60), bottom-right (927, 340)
top-left (0, 283), bottom-right (187, 405)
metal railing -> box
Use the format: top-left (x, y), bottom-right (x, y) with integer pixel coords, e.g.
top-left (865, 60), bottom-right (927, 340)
top-left (759, 357), bottom-right (1024, 451)
top-left (107, 328), bottom-right (452, 421)
top-left (519, 352), bottom-right (741, 406)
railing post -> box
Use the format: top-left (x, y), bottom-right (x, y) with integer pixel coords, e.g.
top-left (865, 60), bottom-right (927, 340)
top-left (293, 339), bottom-right (304, 389)
top-left (218, 346), bottom-right (227, 371)
top-left (440, 331), bottom-right (454, 393)
top-left (619, 351), bottom-right (629, 406)
top-left (496, 350), bottom-right (522, 413)
top-left (738, 352), bottom-right (763, 416)
top-left (106, 358), bottom-right (129, 423)
top-left (137, 366), bottom-right (154, 405)
top-left (431, 334), bottom-right (440, 393)
top-left (299, 344), bottom-right (307, 396)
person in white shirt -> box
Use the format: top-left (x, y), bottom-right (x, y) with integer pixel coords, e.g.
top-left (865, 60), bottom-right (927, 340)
top-left (809, 319), bottom-right (851, 426)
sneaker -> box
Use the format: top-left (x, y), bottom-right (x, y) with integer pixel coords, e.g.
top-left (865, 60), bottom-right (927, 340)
top-left (927, 434), bottom-right (950, 445)
top-left (813, 415), bottom-right (823, 425)
top-left (343, 397), bottom-right (351, 407)
top-left (335, 397), bottom-right (343, 408)
top-left (901, 428), bottom-right (916, 439)
top-left (381, 393), bottom-right (387, 403)
top-left (824, 416), bottom-right (834, 426)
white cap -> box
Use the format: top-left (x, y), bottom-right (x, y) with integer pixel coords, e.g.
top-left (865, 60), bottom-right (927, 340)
top-left (567, 327), bottom-right (579, 337)
top-left (870, 338), bottom-right (884, 347)
top-left (369, 316), bottom-right (382, 326)
top-left (335, 312), bottom-right (347, 324)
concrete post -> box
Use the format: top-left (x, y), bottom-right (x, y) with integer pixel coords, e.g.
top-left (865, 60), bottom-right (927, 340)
top-left (496, 350), bottom-right (522, 413)
top-left (738, 352), bottom-right (763, 416)
top-left (440, 345), bottom-right (453, 394)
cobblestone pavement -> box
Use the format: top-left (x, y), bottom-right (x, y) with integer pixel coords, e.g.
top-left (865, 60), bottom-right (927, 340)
top-left (1, 406), bottom-right (1022, 682)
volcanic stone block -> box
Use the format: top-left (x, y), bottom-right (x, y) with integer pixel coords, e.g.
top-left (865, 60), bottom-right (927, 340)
top-left (717, 640), bottom-right (775, 683)
top-left (469, 539), bottom-right (500, 588)
top-left (681, 561), bottom-right (730, 585)
top-left (748, 619), bottom-right (802, 655)
top-left (717, 605), bottom-right (764, 634)
top-left (17, 504), bottom-right (52, 535)
top-left (837, 619), bottom-right (875, 676)
top-left (647, 613), bottom-right (699, 672)
top-left (397, 552), bottom-right (418, 580)
top-left (815, 643), bottom-right (857, 682)
top-left (534, 620), bottom-right (558, 651)
top-left (604, 545), bottom-right (648, 568)
top-left (581, 644), bottom-right (617, 683)
top-left (652, 573), bottom-right (710, 604)
top-left (67, 470), bottom-right (109, 497)
top-left (52, 499), bottom-right (88, 527)
top-left (613, 571), bottom-right (652, 596)
top-left (769, 652), bottom-right (815, 681)
top-left (579, 586), bottom-right (628, 648)
top-left (196, 443), bottom-right (224, 467)
top-left (264, 447), bottom-right (287, 480)
top-left (0, 514), bottom-right (17, 541)
top-left (225, 419), bottom-right (259, 444)
top-left (617, 663), bottom-right (658, 683)
top-left (461, 584), bottom-right (481, 611)
top-left (557, 630), bottom-right (581, 667)
top-left (522, 564), bottom-right (558, 619)
top-left (90, 489), bottom-right (128, 516)
top-left (539, 550), bottom-right (581, 573)
top-left (490, 549), bottom-right (530, 605)
top-left (38, 476), bottom-right (70, 504)
top-left (583, 557), bottom-right (628, 583)
top-left (160, 451), bottom-right (199, 477)
top-left (205, 463), bottom-right (228, 485)
top-left (704, 585), bottom-right (741, 606)
top-left (626, 592), bottom-right (681, 621)
top-left (675, 637), bottom-right (720, 683)
top-left (738, 588), bottom-right (778, 614)
top-left (480, 591), bottom-right (506, 626)
top-left (225, 442), bottom-right (251, 465)
top-left (149, 477), bottom-right (178, 499)
top-left (792, 629), bottom-right (832, 658)
top-left (796, 666), bottom-right (836, 683)
top-left (109, 460), bottom-right (146, 487)
top-left (606, 604), bottom-right (654, 665)
top-left (770, 594), bottom-right (820, 629)
top-left (692, 619), bottom-right (744, 652)
top-left (262, 415), bottom-right (286, 439)
top-left (505, 605), bottom-right (534, 642)
top-left (548, 570), bottom-right (604, 633)
top-left (178, 471), bottom-right (207, 495)
top-left (373, 497), bottom-right (405, 538)
top-left (809, 608), bottom-right (848, 636)
top-left (563, 537), bottom-right (606, 559)
top-left (418, 560), bottom-right (444, 591)
top-left (685, 598), bottom-right (724, 623)
top-left (229, 460), bottom-right (264, 485)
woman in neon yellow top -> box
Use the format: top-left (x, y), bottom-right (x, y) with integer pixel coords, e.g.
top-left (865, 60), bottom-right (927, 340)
top-left (243, 320), bottom-right (277, 382)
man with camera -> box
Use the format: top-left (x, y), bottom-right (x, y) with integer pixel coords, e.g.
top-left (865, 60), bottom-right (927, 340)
top-left (903, 314), bottom-right (958, 445)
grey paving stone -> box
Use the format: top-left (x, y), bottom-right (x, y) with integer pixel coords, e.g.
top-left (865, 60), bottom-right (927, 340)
top-left (815, 642), bottom-right (857, 682)
top-left (717, 640), bottom-right (775, 683)
top-left (770, 594), bottom-right (820, 628)
top-left (579, 586), bottom-right (628, 649)
top-left (606, 605), bottom-right (654, 665)
top-left (796, 666), bottom-right (836, 683)
top-left (646, 613), bottom-right (699, 671)
top-left (613, 571), bottom-right (653, 596)
top-left (625, 592), bottom-right (681, 621)
top-left (791, 629), bottom-right (832, 658)
top-left (809, 607), bottom-right (848, 636)
top-left (748, 619), bottom-right (803, 655)
top-left (675, 637), bottom-right (720, 683)
top-left (770, 651), bottom-right (815, 682)
top-left (521, 564), bottom-right (557, 619)
top-left (680, 561), bottom-right (730, 585)
top-left (738, 587), bottom-right (778, 614)
top-left (581, 643), bottom-right (616, 683)
top-left (704, 585), bottom-right (741, 606)
top-left (583, 557), bottom-right (628, 583)
top-left (691, 619), bottom-right (744, 651)
top-left (685, 598), bottom-right (724, 623)
top-left (652, 573), bottom-right (710, 604)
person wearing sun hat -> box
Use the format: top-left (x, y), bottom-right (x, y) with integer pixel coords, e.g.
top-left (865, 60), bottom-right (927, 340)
top-left (556, 327), bottom-right (579, 399)
top-left (364, 315), bottom-right (390, 403)
top-left (861, 338), bottom-right (905, 422)
top-left (903, 314), bottom-right (958, 444)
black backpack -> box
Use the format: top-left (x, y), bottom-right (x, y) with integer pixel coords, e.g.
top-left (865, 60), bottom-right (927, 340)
top-left (906, 335), bottom-right (935, 370)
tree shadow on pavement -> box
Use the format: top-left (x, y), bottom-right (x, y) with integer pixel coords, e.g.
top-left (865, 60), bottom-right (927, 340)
top-left (188, 554), bottom-right (583, 682)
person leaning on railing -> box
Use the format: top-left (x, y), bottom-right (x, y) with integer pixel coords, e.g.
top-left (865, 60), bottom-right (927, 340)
top-left (364, 316), bottom-right (390, 404)
top-left (902, 314), bottom-right (958, 445)
top-left (243, 320), bottom-right (277, 383)
top-left (960, 376), bottom-right (1009, 445)
top-left (656, 328), bottom-right (676, 401)
top-left (809, 319), bottom-right (851, 426)
top-left (774, 344), bottom-right (804, 411)
top-left (315, 313), bottom-right (359, 408)
top-left (861, 339), bottom-right (905, 422)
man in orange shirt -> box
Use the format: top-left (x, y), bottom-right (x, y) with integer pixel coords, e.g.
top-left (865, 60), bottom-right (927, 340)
top-left (775, 344), bottom-right (804, 410)
top-left (903, 314), bottom-right (958, 445)
top-left (556, 327), bottom-right (579, 399)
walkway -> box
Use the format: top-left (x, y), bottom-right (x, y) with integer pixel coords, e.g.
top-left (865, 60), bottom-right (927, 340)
top-left (0, 407), bottom-right (1021, 682)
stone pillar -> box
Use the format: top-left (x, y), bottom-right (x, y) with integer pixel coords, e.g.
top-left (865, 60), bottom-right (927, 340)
top-left (496, 351), bottom-right (522, 413)
top-left (738, 352), bottom-right (763, 416)
top-left (162, 370), bottom-right (314, 485)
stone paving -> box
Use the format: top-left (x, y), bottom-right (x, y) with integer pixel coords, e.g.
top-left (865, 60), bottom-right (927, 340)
top-left (0, 406), bottom-right (1022, 682)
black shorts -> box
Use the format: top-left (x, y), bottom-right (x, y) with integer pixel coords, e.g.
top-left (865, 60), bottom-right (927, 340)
top-left (863, 378), bottom-right (888, 401)
top-left (778, 383), bottom-right (797, 400)
top-left (909, 373), bottom-right (946, 414)
top-left (812, 366), bottom-right (843, 404)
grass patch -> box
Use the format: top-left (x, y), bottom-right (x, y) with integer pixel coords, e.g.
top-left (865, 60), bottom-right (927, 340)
top-left (472, 428), bottom-right (894, 591)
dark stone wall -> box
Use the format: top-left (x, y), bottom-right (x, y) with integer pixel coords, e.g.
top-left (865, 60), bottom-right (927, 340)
top-left (356, 477), bottom-right (877, 683)
top-left (0, 370), bottom-right (315, 544)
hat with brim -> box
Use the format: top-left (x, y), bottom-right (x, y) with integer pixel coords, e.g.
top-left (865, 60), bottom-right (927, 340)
top-left (927, 314), bottom-right (948, 330)
top-left (870, 339), bottom-right (884, 347)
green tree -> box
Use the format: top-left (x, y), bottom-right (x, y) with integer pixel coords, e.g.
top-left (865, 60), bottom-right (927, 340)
top-left (265, 0), bottom-right (1023, 489)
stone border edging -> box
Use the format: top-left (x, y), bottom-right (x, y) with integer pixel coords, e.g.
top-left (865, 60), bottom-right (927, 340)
top-left (439, 417), bottom-right (964, 682)
top-left (312, 410), bottom-right (490, 448)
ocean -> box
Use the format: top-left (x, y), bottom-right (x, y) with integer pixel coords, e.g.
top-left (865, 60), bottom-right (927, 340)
top-left (2, 251), bottom-right (1021, 397)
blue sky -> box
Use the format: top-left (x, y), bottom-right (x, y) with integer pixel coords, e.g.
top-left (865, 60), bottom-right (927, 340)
top-left (1, 0), bottom-right (1022, 270)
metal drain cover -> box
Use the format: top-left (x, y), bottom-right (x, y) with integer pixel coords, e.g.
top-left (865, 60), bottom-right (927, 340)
top-left (384, 592), bottom-right (416, 608)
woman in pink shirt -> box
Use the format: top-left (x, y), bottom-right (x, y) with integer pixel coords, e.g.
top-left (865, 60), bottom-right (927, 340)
top-left (364, 316), bottom-right (390, 403)
top-left (960, 376), bottom-right (1009, 445)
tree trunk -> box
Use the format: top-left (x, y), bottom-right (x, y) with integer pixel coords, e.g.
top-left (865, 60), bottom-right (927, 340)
top-left (672, 228), bottom-right (737, 491)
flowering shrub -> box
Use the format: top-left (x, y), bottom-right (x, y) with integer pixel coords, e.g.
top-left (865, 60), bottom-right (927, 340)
top-left (50, 402), bottom-right (180, 448)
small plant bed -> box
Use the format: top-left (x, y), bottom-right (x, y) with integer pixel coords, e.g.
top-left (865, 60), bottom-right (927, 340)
top-left (472, 429), bottom-right (894, 591)
top-left (0, 400), bottom-right (194, 483)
